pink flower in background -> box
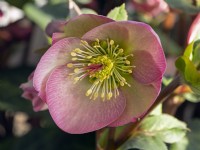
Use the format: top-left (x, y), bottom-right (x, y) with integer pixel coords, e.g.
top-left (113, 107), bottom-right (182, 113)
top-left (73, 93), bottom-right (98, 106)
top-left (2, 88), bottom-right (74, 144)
top-left (187, 13), bottom-right (200, 44)
top-left (20, 72), bottom-right (47, 112)
top-left (132, 0), bottom-right (169, 17)
top-left (0, 9), bottom-right (3, 18)
top-left (33, 14), bottom-right (166, 134)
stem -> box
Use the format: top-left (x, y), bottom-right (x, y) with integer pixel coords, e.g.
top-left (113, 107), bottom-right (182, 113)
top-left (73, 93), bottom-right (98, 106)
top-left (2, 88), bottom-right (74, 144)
top-left (163, 94), bottom-right (184, 115)
top-left (115, 75), bottom-right (181, 148)
top-left (96, 129), bottom-right (104, 150)
top-left (105, 128), bottom-right (116, 150)
top-left (192, 0), bottom-right (197, 6)
top-left (68, 0), bottom-right (82, 18)
top-left (96, 130), bottom-right (101, 150)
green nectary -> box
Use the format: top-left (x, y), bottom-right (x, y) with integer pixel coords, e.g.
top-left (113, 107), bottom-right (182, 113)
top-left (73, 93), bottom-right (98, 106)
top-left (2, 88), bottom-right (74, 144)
top-left (67, 39), bottom-right (135, 100)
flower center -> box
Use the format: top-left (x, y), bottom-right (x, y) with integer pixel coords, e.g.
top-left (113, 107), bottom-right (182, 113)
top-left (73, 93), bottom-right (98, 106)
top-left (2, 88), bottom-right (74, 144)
top-left (67, 39), bottom-right (135, 101)
top-left (90, 55), bottom-right (113, 81)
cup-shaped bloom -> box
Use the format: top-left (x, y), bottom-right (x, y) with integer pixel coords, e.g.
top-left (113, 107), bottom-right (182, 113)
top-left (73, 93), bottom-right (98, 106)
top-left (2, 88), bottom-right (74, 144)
top-left (20, 72), bottom-right (47, 112)
top-left (132, 0), bottom-right (169, 17)
top-left (187, 13), bottom-right (200, 44)
top-left (33, 14), bottom-right (166, 134)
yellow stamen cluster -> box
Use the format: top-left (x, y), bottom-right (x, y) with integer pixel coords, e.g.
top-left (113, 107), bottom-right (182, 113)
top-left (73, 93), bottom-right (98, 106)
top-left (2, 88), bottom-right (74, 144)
top-left (67, 39), bottom-right (135, 101)
top-left (90, 55), bottom-right (113, 81)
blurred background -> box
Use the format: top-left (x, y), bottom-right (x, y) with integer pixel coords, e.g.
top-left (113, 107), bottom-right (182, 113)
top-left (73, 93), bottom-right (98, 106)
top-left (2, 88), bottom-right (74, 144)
top-left (0, 0), bottom-right (200, 149)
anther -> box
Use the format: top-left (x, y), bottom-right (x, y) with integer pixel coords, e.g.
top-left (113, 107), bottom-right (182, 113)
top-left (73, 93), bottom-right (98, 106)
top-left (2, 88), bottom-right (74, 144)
top-left (74, 48), bottom-right (82, 53)
top-left (72, 58), bottom-right (77, 61)
top-left (125, 60), bottom-right (131, 65)
top-left (74, 77), bottom-right (80, 83)
top-left (107, 92), bottom-right (113, 100)
top-left (110, 40), bottom-right (114, 45)
top-left (74, 68), bottom-right (80, 73)
top-left (81, 40), bottom-right (88, 45)
top-left (86, 89), bottom-right (92, 96)
top-left (67, 63), bottom-right (73, 68)
top-left (87, 56), bottom-right (92, 59)
top-left (119, 49), bottom-right (123, 53)
top-left (71, 52), bottom-right (77, 56)
top-left (95, 39), bottom-right (99, 43)
top-left (128, 70), bottom-right (132, 73)
top-left (120, 81), bottom-right (125, 86)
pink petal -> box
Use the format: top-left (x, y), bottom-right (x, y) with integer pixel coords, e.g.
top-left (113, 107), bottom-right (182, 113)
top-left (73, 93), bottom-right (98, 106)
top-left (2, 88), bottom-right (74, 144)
top-left (45, 20), bottom-right (66, 37)
top-left (63, 14), bottom-right (114, 38)
top-left (32, 96), bottom-right (48, 112)
top-left (46, 66), bottom-right (126, 134)
top-left (109, 78), bottom-right (161, 126)
top-left (82, 21), bottom-right (166, 84)
top-left (132, 50), bottom-right (165, 84)
top-left (20, 72), bottom-right (47, 112)
top-left (52, 33), bottom-right (66, 44)
top-left (187, 14), bottom-right (200, 44)
top-left (33, 37), bottom-right (81, 101)
top-left (132, 0), bottom-right (169, 17)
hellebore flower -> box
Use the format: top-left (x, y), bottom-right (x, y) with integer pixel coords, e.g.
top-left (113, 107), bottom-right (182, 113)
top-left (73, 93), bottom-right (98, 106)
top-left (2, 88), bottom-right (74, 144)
top-left (20, 72), bottom-right (47, 112)
top-left (132, 0), bottom-right (169, 17)
top-left (33, 14), bottom-right (166, 134)
top-left (187, 13), bottom-right (200, 44)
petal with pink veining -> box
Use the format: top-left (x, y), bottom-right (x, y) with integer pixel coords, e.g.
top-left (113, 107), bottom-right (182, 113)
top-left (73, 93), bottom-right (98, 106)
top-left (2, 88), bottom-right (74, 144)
top-left (109, 78), bottom-right (161, 126)
top-left (46, 66), bottom-right (126, 134)
top-left (52, 33), bottom-right (66, 44)
top-left (32, 96), bottom-right (48, 112)
top-left (33, 37), bottom-right (81, 101)
top-left (63, 14), bottom-right (114, 38)
top-left (45, 20), bottom-right (66, 37)
top-left (132, 50), bottom-right (165, 84)
top-left (82, 21), bottom-right (166, 84)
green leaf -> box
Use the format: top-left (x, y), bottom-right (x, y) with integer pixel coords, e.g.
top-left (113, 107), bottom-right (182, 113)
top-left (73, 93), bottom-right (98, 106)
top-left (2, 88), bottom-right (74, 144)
top-left (107, 4), bottom-right (128, 21)
top-left (183, 41), bottom-right (194, 58)
top-left (183, 40), bottom-right (200, 64)
top-left (81, 8), bottom-right (97, 15)
top-left (176, 56), bottom-right (200, 94)
top-left (23, 4), bottom-right (53, 30)
top-left (119, 134), bottom-right (167, 150)
top-left (150, 104), bottom-right (162, 115)
top-left (183, 93), bottom-right (200, 103)
top-left (5, 0), bottom-right (33, 9)
top-left (170, 119), bottom-right (200, 150)
top-left (140, 114), bottom-right (188, 143)
top-left (24, 2), bottom-right (69, 30)
top-left (193, 40), bottom-right (200, 65)
top-left (176, 56), bottom-right (200, 82)
top-left (169, 136), bottom-right (189, 150)
top-left (165, 0), bottom-right (200, 14)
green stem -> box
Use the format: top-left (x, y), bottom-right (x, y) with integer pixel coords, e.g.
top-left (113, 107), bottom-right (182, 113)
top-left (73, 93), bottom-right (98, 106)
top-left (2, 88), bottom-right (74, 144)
top-left (115, 75), bottom-right (181, 148)
top-left (105, 127), bottom-right (116, 150)
top-left (96, 130), bottom-right (101, 150)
